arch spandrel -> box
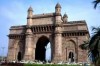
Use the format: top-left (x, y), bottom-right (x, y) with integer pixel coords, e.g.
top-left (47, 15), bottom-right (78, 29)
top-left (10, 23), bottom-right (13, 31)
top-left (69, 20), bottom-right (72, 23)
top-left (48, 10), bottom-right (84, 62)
top-left (64, 40), bottom-right (76, 52)
top-left (33, 34), bottom-right (52, 48)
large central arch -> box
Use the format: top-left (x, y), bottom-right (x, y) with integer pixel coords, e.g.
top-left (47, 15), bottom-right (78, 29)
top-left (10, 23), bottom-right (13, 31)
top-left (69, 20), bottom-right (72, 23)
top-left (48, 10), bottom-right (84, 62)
top-left (35, 36), bottom-right (51, 61)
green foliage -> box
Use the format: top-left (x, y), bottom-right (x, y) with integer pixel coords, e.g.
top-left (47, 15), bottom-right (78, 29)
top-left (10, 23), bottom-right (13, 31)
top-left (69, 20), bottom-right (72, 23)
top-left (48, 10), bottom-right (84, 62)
top-left (79, 27), bottom-right (100, 65)
top-left (87, 27), bottom-right (100, 65)
top-left (93, 0), bottom-right (100, 9)
top-left (24, 64), bottom-right (80, 66)
top-left (79, 41), bottom-right (89, 50)
top-left (96, 57), bottom-right (100, 66)
top-left (89, 27), bottom-right (100, 63)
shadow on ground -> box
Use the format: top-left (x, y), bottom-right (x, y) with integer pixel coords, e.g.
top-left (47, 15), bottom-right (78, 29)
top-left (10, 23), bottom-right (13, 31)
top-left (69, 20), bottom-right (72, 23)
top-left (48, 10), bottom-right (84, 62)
top-left (1, 63), bottom-right (24, 66)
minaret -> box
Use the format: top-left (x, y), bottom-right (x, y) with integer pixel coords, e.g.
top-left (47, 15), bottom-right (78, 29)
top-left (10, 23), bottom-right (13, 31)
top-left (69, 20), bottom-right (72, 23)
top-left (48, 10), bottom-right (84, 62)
top-left (27, 6), bottom-right (33, 26)
top-left (26, 6), bottom-right (33, 34)
top-left (53, 3), bottom-right (63, 63)
top-left (55, 3), bottom-right (61, 14)
top-left (24, 6), bottom-right (34, 61)
top-left (55, 3), bottom-right (62, 24)
top-left (63, 13), bottom-right (68, 23)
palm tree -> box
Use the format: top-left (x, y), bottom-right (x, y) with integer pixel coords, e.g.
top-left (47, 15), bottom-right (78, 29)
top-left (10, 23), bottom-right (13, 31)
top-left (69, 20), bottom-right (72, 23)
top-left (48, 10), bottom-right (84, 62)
top-left (79, 41), bottom-right (89, 50)
top-left (79, 27), bottom-right (100, 66)
top-left (93, 0), bottom-right (100, 9)
top-left (89, 27), bottom-right (100, 65)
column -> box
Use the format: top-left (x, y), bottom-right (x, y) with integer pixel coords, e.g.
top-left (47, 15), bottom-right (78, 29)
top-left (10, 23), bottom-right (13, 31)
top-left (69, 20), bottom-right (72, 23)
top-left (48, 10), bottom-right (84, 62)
top-left (24, 28), bottom-right (34, 61)
top-left (53, 26), bottom-right (62, 63)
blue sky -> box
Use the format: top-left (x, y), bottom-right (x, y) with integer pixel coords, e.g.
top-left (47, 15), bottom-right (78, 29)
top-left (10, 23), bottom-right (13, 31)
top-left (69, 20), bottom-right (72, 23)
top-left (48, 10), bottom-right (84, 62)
top-left (0, 0), bottom-right (100, 60)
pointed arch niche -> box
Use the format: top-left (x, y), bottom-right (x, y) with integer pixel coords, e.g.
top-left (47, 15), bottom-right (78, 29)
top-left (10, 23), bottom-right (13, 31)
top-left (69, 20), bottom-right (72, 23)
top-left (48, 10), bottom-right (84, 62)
top-left (63, 40), bottom-right (77, 62)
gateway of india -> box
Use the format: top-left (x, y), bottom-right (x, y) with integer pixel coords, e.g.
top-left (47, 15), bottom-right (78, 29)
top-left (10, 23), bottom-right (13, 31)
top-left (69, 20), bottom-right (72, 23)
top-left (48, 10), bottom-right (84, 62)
top-left (7, 3), bottom-right (89, 63)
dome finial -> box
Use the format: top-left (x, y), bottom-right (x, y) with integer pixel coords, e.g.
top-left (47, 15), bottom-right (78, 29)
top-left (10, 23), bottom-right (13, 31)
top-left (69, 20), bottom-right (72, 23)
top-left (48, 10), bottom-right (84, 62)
top-left (63, 12), bottom-right (68, 18)
top-left (28, 6), bottom-right (33, 12)
top-left (63, 12), bottom-right (68, 22)
top-left (55, 3), bottom-right (61, 8)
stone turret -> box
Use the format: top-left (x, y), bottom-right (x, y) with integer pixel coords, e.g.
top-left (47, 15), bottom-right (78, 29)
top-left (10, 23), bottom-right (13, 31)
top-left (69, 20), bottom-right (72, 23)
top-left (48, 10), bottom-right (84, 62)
top-left (55, 3), bottom-right (61, 14)
top-left (24, 6), bottom-right (34, 61)
top-left (55, 3), bottom-right (62, 24)
top-left (63, 13), bottom-right (68, 23)
top-left (26, 6), bottom-right (33, 34)
top-left (53, 3), bottom-right (63, 63)
top-left (27, 6), bottom-right (33, 18)
top-left (27, 6), bottom-right (33, 26)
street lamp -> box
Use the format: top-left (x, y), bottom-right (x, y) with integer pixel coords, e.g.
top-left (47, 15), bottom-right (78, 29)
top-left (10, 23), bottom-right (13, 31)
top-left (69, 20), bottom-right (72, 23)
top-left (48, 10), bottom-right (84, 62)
top-left (1, 47), bottom-right (5, 61)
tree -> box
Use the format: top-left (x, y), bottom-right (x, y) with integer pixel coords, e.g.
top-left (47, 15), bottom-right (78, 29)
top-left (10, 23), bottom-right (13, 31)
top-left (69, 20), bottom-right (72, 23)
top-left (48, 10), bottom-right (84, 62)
top-left (93, 0), bottom-right (100, 9)
top-left (79, 40), bottom-right (89, 50)
top-left (89, 27), bottom-right (100, 65)
top-left (79, 27), bottom-right (100, 66)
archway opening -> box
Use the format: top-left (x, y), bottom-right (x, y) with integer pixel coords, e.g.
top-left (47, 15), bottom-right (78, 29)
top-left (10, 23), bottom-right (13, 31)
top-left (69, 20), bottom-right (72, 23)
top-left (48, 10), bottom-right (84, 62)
top-left (17, 52), bottom-right (22, 61)
top-left (68, 51), bottom-right (74, 62)
top-left (35, 36), bottom-right (51, 61)
top-left (46, 42), bottom-right (51, 61)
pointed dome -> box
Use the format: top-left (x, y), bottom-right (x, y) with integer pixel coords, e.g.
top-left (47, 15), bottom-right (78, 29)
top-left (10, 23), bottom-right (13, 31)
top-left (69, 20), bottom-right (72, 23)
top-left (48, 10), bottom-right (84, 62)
top-left (63, 13), bottom-right (68, 18)
top-left (55, 3), bottom-right (61, 8)
top-left (28, 6), bottom-right (33, 11)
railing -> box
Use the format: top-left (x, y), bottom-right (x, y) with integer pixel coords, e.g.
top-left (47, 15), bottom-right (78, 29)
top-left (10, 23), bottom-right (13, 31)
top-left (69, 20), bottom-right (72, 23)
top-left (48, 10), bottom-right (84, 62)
top-left (31, 25), bottom-right (54, 33)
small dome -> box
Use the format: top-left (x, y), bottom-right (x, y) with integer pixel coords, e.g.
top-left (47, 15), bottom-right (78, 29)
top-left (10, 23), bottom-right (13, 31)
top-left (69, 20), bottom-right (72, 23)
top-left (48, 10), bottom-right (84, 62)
top-left (63, 13), bottom-right (68, 18)
top-left (55, 3), bottom-right (61, 8)
top-left (28, 6), bottom-right (33, 11)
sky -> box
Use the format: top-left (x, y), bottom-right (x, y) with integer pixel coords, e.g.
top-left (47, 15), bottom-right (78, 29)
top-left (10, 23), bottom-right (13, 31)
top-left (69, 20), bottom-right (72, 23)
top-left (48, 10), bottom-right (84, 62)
top-left (0, 0), bottom-right (100, 60)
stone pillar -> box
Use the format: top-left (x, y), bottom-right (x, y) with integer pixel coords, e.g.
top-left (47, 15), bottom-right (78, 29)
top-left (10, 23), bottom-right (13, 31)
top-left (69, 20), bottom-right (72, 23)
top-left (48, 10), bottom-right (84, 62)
top-left (24, 28), bottom-right (34, 61)
top-left (24, 6), bottom-right (34, 61)
top-left (7, 39), bottom-right (17, 61)
top-left (7, 38), bottom-right (13, 61)
top-left (53, 32), bottom-right (62, 63)
top-left (52, 3), bottom-right (63, 63)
